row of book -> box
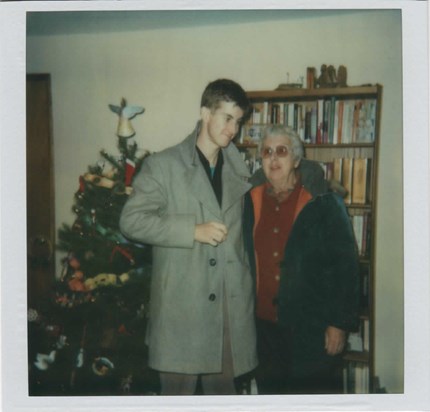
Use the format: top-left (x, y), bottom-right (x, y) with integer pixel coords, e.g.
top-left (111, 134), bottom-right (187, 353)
top-left (347, 318), bottom-right (370, 353)
top-left (351, 212), bottom-right (372, 257)
top-left (236, 153), bottom-right (373, 209)
top-left (359, 263), bottom-right (371, 311)
top-left (343, 362), bottom-right (369, 394)
top-left (246, 98), bottom-right (377, 145)
top-left (320, 157), bottom-right (373, 205)
top-left (239, 150), bottom-right (262, 175)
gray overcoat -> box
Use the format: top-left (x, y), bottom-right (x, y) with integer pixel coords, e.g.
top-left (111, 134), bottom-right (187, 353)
top-left (119, 124), bottom-right (258, 376)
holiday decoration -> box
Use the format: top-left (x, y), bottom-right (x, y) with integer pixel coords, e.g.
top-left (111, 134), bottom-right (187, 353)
top-left (109, 98), bottom-right (145, 138)
top-left (28, 99), bottom-right (158, 396)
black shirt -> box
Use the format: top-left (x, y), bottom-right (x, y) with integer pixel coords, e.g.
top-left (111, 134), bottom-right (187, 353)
top-left (196, 146), bottom-right (223, 207)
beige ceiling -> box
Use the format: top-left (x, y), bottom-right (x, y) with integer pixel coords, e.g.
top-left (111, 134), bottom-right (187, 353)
top-left (27, 9), bottom-right (358, 36)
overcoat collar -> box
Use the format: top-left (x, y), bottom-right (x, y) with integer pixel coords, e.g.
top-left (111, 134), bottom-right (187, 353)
top-left (181, 122), bottom-right (251, 217)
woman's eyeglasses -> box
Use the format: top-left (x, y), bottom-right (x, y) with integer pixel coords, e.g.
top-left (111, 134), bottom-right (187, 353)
top-left (261, 145), bottom-right (289, 159)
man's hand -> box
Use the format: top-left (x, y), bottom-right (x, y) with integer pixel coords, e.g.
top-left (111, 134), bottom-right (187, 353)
top-left (325, 326), bottom-right (346, 356)
top-left (194, 222), bottom-right (228, 247)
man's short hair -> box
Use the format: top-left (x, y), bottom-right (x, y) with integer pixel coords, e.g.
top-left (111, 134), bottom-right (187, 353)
top-left (200, 79), bottom-right (251, 118)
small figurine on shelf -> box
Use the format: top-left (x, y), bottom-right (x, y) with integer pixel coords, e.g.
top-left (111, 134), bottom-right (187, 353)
top-left (316, 64), bottom-right (331, 88)
top-left (306, 67), bottom-right (317, 89)
top-left (337, 65), bottom-right (348, 87)
top-left (327, 65), bottom-right (337, 85)
top-left (314, 64), bottom-right (348, 88)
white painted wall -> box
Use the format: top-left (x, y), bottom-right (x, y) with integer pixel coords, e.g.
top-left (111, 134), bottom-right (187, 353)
top-left (26, 9), bottom-right (403, 393)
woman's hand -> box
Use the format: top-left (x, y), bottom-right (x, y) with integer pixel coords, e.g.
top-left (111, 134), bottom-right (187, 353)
top-left (325, 326), bottom-right (346, 355)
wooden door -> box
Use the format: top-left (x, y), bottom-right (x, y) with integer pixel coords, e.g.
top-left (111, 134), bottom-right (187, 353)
top-left (26, 74), bottom-right (55, 310)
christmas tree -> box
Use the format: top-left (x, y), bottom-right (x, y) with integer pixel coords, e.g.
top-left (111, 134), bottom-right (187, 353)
top-left (28, 99), bottom-right (158, 396)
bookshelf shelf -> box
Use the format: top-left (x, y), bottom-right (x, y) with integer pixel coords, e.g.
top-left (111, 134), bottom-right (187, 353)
top-left (240, 84), bottom-right (382, 394)
top-left (304, 143), bottom-right (375, 148)
top-left (360, 311), bottom-right (370, 320)
top-left (247, 85), bottom-right (380, 100)
top-left (348, 204), bottom-right (372, 209)
top-left (343, 351), bottom-right (370, 363)
top-left (236, 143), bottom-right (258, 149)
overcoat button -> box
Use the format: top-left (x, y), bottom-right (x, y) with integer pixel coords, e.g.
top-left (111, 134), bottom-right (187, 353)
top-left (209, 293), bottom-right (216, 301)
top-left (209, 258), bottom-right (217, 266)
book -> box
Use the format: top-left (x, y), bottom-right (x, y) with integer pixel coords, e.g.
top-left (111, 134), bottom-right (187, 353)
top-left (310, 103), bottom-right (318, 143)
top-left (271, 103), bottom-right (280, 124)
top-left (341, 158), bottom-right (353, 204)
top-left (263, 101), bottom-right (269, 124)
top-left (252, 108), bottom-right (260, 124)
top-left (342, 100), bottom-right (355, 143)
top-left (304, 105), bottom-right (312, 143)
top-left (363, 318), bottom-right (370, 351)
top-left (348, 331), bottom-right (364, 352)
top-left (323, 99), bottom-right (331, 143)
top-left (243, 124), bottom-right (264, 144)
top-left (295, 103), bottom-right (305, 141)
top-left (352, 214), bottom-right (364, 255)
top-left (319, 161), bottom-right (334, 181)
top-left (333, 157), bottom-right (343, 183)
top-left (360, 264), bottom-right (370, 310)
top-left (356, 99), bottom-right (377, 142)
top-left (287, 103), bottom-right (295, 128)
top-left (278, 102), bottom-right (284, 125)
top-left (316, 99), bottom-right (324, 144)
top-left (328, 96), bottom-right (336, 143)
top-left (332, 99), bottom-right (339, 144)
top-left (362, 212), bottom-right (372, 256)
top-left (352, 100), bottom-right (362, 142)
top-left (351, 158), bottom-right (371, 205)
top-left (336, 100), bottom-right (344, 144)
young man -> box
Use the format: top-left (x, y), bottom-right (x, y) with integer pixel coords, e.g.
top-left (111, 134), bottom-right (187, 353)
top-left (119, 79), bottom-right (257, 395)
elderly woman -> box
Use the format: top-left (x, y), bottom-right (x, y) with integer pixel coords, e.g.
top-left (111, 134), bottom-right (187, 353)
top-left (244, 125), bottom-right (360, 394)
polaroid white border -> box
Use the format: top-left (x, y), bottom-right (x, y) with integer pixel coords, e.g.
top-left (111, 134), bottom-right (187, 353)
top-left (1, 1), bottom-right (429, 411)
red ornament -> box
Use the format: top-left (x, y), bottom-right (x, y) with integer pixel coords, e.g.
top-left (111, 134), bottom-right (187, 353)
top-left (69, 257), bottom-right (80, 270)
top-left (68, 271), bottom-right (86, 292)
top-left (79, 176), bottom-right (85, 192)
top-left (118, 324), bottom-right (132, 336)
top-left (125, 159), bottom-right (136, 186)
top-left (110, 245), bottom-right (135, 265)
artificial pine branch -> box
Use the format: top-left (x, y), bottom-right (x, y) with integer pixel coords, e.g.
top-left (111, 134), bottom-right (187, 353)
top-left (99, 149), bottom-right (122, 171)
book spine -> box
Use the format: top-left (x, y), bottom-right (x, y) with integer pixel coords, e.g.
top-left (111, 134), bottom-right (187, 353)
top-left (341, 158), bottom-right (353, 204)
top-left (263, 101), bottom-right (269, 125)
top-left (337, 100), bottom-right (344, 144)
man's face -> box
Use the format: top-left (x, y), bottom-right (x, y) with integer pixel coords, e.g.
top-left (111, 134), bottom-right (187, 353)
top-left (202, 101), bottom-right (244, 149)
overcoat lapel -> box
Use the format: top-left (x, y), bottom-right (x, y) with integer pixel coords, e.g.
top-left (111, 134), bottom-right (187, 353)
top-left (221, 163), bottom-right (251, 214)
top-left (221, 144), bottom-right (251, 214)
top-left (180, 124), bottom-right (251, 218)
top-left (186, 163), bottom-right (222, 218)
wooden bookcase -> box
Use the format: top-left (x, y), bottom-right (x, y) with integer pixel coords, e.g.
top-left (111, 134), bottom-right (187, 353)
top-left (238, 84), bottom-right (382, 394)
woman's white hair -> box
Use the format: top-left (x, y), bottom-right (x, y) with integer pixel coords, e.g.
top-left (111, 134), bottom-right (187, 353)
top-left (258, 124), bottom-right (304, 163)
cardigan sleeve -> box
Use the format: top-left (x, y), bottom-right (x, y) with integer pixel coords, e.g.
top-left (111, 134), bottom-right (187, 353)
top-left (243, 191), bottom-right (257, 291)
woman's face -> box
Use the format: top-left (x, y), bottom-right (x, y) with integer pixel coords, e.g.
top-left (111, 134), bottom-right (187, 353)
top-left (261, 134), bottom-right (299, 186)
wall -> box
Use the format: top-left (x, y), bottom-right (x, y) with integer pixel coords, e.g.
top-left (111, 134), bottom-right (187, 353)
top-left (26, 9), bottom-right (403, 393)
